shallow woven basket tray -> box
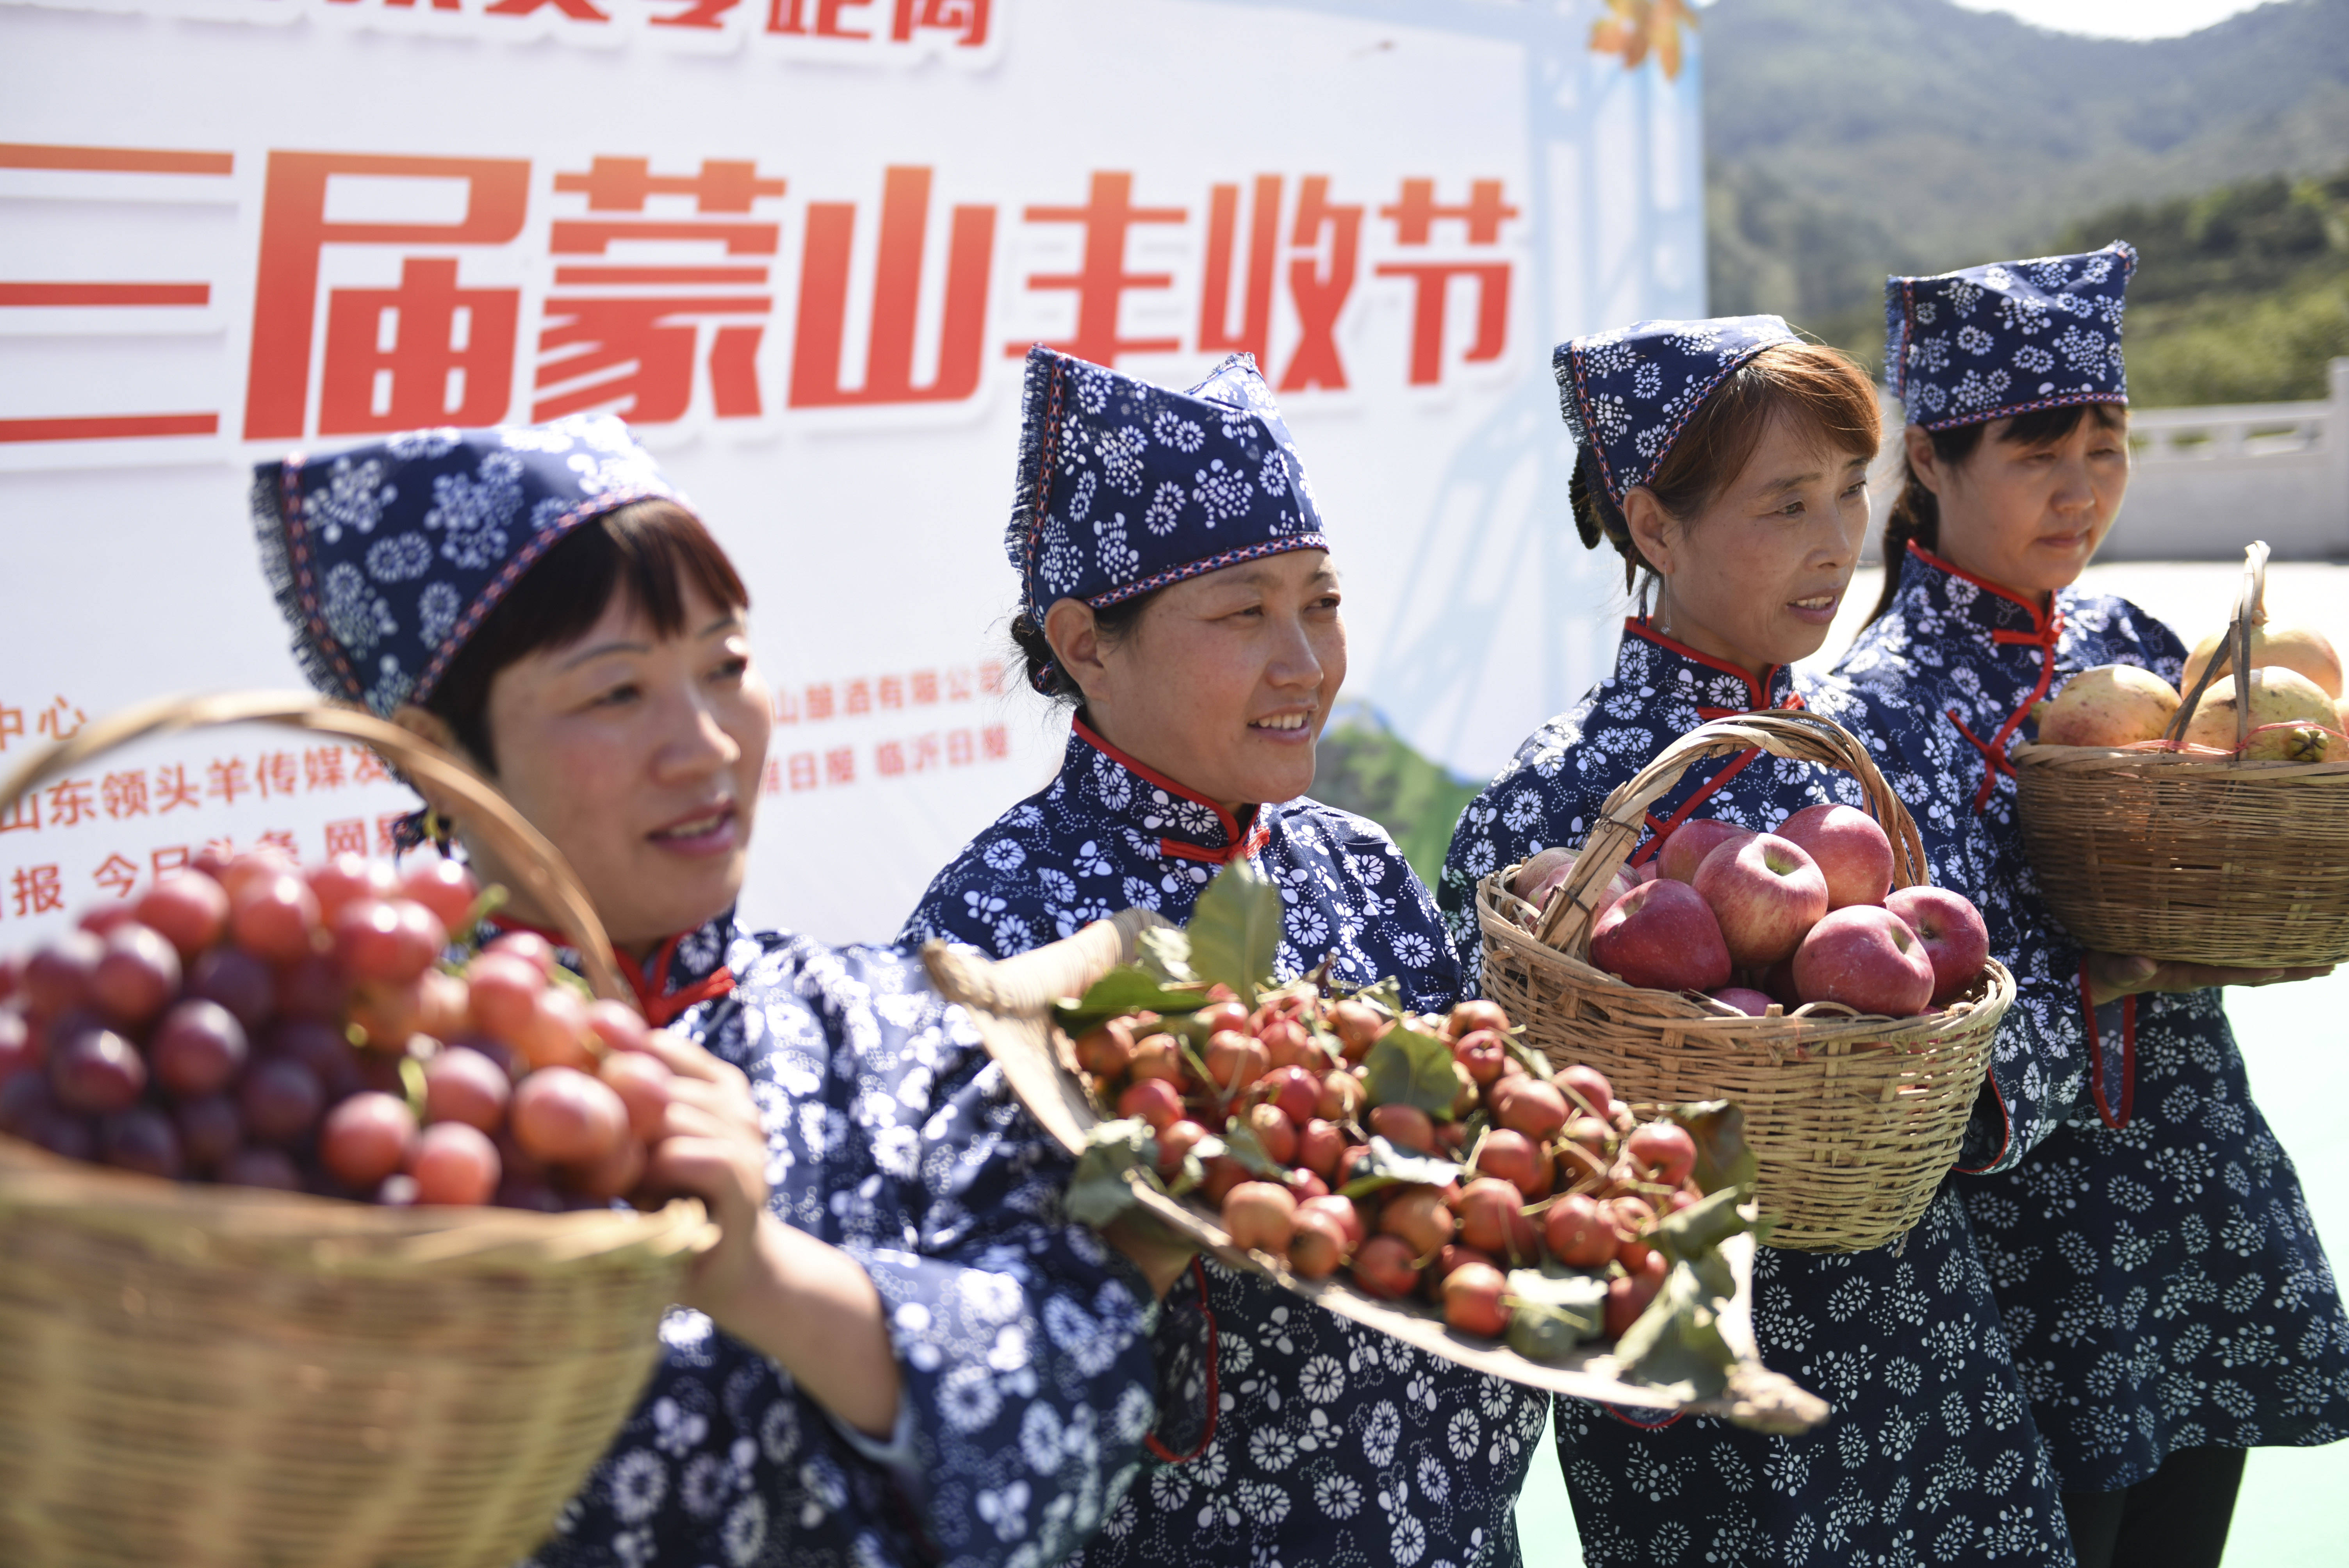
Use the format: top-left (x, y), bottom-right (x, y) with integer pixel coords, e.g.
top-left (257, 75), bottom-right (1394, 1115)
top-left (924, 916), bottom-right (1829, 1434)
top-left (2012, 542), bottom-right (2349, 967)
top-left (1476, 711), bottom-right (2010, 1254)
top-left (0, 693), bottom-right (715, 1568)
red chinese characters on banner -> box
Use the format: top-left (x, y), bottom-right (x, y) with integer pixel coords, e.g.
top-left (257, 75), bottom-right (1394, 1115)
top-left (1375, 178), bottom-right (1520, 386)
top-left (791, 166), bottom-right (994, 408)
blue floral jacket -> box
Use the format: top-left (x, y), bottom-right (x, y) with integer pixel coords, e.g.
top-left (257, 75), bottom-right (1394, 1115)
top-left (526, 914), bottom-right (1160, 1568)
top-left (903, 718), bottom-right (1550, 1567)
top-left (1438, 620), bottom-right (2075, 1566)
top-left (1839, 543), bottom-right (2349, 1491)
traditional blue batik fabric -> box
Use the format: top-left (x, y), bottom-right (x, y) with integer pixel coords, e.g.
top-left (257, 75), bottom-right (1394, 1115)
top-left (1838, 544), bottom-right (2349, 1492)
top-left (1007, 347), bottom-right (1324, 676)
top-left (252, 414), bottom-right (679, 717)
top-left (527, 913), bottom-right (1161, 1568)
top-left (1885, 243), bottom-right (2135, 432)
top-left (1554, 314), bottom-right (1799, 503)
top-left (1438, 621), bottom-right (2076, 1567)
top-left (902, 719), bottom-right (1550, 1568)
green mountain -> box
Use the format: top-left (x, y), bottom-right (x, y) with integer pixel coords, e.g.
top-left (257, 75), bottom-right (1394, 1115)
top-left (1704, 0), bottom-right (2349, 399)
top-left (1312, 705), bottom-right (1483, 887)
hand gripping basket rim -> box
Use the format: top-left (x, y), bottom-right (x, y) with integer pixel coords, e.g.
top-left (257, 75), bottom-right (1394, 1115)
top-left (0, 691), bottom-right (715, 1568)
top-left (2011, 541), bottom-right (2349, 968)
top-left (1473, 709), bottom-right (2011, 1254)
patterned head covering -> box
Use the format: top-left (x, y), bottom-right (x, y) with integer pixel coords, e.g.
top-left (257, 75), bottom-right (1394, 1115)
top-left (1884, 242), bottom-right (2136, 431)
top-left (1006, 347), bottom-right (1328, 643)
top-left (1553, 315), bottom-right (1801, 504)
top-left (252, 415), bottom-right (682, 717)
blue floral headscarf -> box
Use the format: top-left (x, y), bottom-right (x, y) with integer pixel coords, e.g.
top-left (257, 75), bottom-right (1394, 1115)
top-left (1884, 242), bottom-right (2136, 431)
top-left (1006, 347), bottom-right (1328, 665)
top-left (252, 415), bottom-right (682, 718)
top-left (1553, 315), bottom-right (1801, 502)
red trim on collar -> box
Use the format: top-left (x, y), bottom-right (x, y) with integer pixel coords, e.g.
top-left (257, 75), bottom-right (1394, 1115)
top-left (1624, 617), bottom-right (1785, 712)
top-left (1906, 542), bottom-right (2055, 636)
top-left (1072, 716), bottom-right (1250, 850)
top-left (2079, 959), bottom-right (2137, 1130)
top-left (484, 915), bottom-right (734, 1029)
top-left (1144, 1257), bottom-right (1220, 1465)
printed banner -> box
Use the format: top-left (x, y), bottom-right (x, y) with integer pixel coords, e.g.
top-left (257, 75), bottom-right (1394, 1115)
top-left (0, 0), bottom-right (1706, 942)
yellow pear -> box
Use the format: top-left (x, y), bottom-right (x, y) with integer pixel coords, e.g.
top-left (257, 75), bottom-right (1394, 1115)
top-left (2031, 665), bottom-right (2181, 747)
top-left (2181, 623), bottom-right (2343, 700)
top-left (2181, 667), bottom-right (2337, 761)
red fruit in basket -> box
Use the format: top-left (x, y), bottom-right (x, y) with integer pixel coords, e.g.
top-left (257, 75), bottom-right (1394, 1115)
top-left (1317, 1071), bottom-right (1367, 1123)
top-left (96, 1106), bottom-right (182, 1180)
top-left (79, 905), bottom-right (139, 939)
top-left (1657, 819), bottom-right (1754, 885)
top-left (1367, 1103), bottom-right (1437, 1153)
top-left (221, 1145), bottom-right (303, 1192)
top-left (1285, 1169), bottom-right (1331, 1202)
top-left (1297, 1118), bottom-right (1346, 1182)
top-left (465, 953), bottom-right (544, 1043)
top-left (1451, 1029), bottom-right (1508, 1085)
top-left (1117, 1078), bottom-right (1183, 1132)
top-left (511, 1066), bottom-right (629, 1166)
top-left (49, 1021), bottom-right (146, 1115)
top-left (1202, 1030), bottom-right (1269, 1098)
top-left (1456, 1177), bottom-right (1526, 1256)
top-left (1154, 1118), bottom-right (1212, 1177)
top-left (1327, 1000), bottom-right (1389, 1061)
top-left (1606, 1251), bottom-right (1669, 1339)
top-left (421, 1045), bottom-right (511, 1131)
top-left (240, 1057), bottom-right (325, 1146)
top-left (1257, 1017), bottom-right (1316, 1070)
top-left (1074, 1018), bottom-right (1136, 1078)
top-left (1884, 886), bottom-right (1991, 1007)
top-left (410, 1121), bottom-right (501, 1206)
top-left (584, 998), bottom-right (652, 1058)
top-left (1259, 1064), bottom-right (1319, 1127)
top-left (1775, 804), bottom-right (1895, 911)
top-left (134, 872), bottom-right (230, 960)
top-left (1350, 1233), bottom-right (1421, 1299)
top-left (232, 875), bottom-right (323, 964)
top-left (1604, 1196), bottom-right (1660, 1270)
top-left (1492, 1078), bottom-right (1570, 1142)
top-left (1793, 906), bottom-right (1936, 1017)
top-left (598, 1049), bottom-right (672, 1140)
top-left (23, 931), bottom-right (103, 1016)
top-left (1201, 1155), bottom-right (1252, 1207)
top-left (309, 854), bottom-right (400, 923)
top-left (1443, 1260), bottom-right (1513, 1337)
top-left (173, 1093), bottom-right (242, 1171)
top-left (1449, 1061), bottom-right (1481, 1120)
top-left (269, 1017), bottom-right (363, 1098)
top-left (1709, 986), bottom-right (1778, 1017)
top-left (574, 1128), bottom-right (649, 1201)
top-left (1544, 1192), bottom-right (1616, 1267)
top-left (1331, 1143), bottom-right (1372, 1190)
top-left (399, 858), bottom-right (481, 933)
top-left (485, 930), bottom-right (557, 977)
top-left (520, 987), bottom-right (595, 1072)
top-left (1591, 880), bottom-right (1732, 993)
top-left (1552, 1064), bottom-right (1611, 1116)
top-left (219, 848), bottom-right (297, 902)
top-left (1288, 1206), bottom-right (1352, 1278)
top-left (184, 948), bottom-right (276, 1034)
top-left (1470, 1127), bottom-right (1544, 1199)
top-left (1623, 1121), bottom-right (1697, 1188)
top-left (320, 1092), bottom-right (419, 1188)
top-left (150, 999), bottom-right (249, 1099)
top-left (333, 898), bottom-right (445, 987)
top-left (1244, 1100), bottom-right (1297, 1165)
top-left (1127, 1032), bottom-right (1183, 1084)
top-left (1379, 1185), bottom-right (1456, 1256)
top-left (1693, 833), bottom-right (1830, 968)
top-left (1221, 1180), bottom-right (1298, 1255)
top-left (275, 953), bottom-right (348, 1023)
top-left (1445, 1000), bottom-right (1510, 1040)
top-left (1194, 1000), bottom-right (1249, 1037)
top-left (1301, 1193), bottom-right (1368, 1251)
top-left (346, 978), bottom-right (426, 1052)
top-left (1428, 1242), bottom-right (1498, 1297)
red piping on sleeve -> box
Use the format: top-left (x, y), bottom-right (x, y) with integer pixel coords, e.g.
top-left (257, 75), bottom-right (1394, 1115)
top-left (1144, 1258), bottom-right (1220, 1465)
top-left (1630, 691), bottom-right (1807, 870)
top-left (1603, 1403), bottom-right (1684, 1431)
top-left (2078, 958), bottom-right (2137, 1130)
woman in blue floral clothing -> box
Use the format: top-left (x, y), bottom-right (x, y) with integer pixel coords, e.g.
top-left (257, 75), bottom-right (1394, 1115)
top-left (905, 347), bottom-right (1551, 1566)
top-left (252, 415), bottom-right (1160, 1568)
top-left (1440, 318), bottom-right (2077, 1566)
top-left (1835, 243), bottom-right (2349, 1568)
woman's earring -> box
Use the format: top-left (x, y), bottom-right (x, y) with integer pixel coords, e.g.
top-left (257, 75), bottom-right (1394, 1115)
top-left (423, 809), bottom-right (454, 852)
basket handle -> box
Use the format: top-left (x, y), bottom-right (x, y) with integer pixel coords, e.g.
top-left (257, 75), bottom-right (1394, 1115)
top-left (1534, 709), bottom-right (1930, 957)
top-left (0, 691), bottom-right (629, 1003)
top-left (921, 907), bottom-right (1167, 1017)
top-left (2164, 540), bottom-right (2269, 750)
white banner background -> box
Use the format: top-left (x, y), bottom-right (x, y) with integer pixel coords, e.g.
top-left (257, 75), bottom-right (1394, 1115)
top-left (0, 0), bottom-right (1704, 944)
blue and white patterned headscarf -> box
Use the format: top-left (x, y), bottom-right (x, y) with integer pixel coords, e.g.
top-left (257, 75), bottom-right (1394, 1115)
top-left (1006, 346), bottom-right (1328, 646)
top-left (252, 415), bottom-right (682, 717)
top-left (1552, 315), bottom-right (1801, 503)
top-left (1885, 242), bottom-right (2136, 431)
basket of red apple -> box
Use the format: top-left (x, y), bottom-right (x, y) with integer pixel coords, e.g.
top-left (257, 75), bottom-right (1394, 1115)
top-left (1473, 709), bottom-right (2012, 1254)
top-left (920, 866), bottom-right (1830, 1435)
top-left (2013, 542), bottom-right (2349, 968)
top-left (0, 693), bottom-right (714, 1568)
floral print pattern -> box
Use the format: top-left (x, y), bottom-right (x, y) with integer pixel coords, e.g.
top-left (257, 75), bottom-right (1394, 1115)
top-left (1554, 317), bottom-right (1798, 502)
top-left (528, 915), bottom-right (1159, 1568)
top-left (902, 719), bottom-right (1548, 1566)
top-left (1885, 244), bottom-right (2135, 431)
top-left (1838, 544), bottom-right (2349, 1490)
top-left (1438, 620), bottom-right (2075, 1564)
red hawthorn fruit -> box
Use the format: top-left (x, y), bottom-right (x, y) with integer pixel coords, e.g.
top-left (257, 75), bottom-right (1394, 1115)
top-left (1221, 1181), bottom-right (1297, 1256)
top-left (1245, 1101), bottom-right (1298, 1165)
top-left (1288, 1207), bottom-right (1352, 1278)
top-left (1606, 1251), bottom-right (1669, 1338)
top-left (1117, 1078), bottom-right (1183, 1132)
top-left (1544, 1192), bottom-right (1617, 1268)
top-left (1297, 1118), bottom-right (1347, 1182)
top-left (1349, 1233), bottom-right (1420, 1299)
top-left (1300, 1194), bottom-right (1368, 1252)
top-left (1444, 999), bottom-right (1509, 1041)
top-left (1443, 1260), bottom-right (1512, 1337)
top-left (1379, 1184), bottom-right (1456, 1256)
top-left (1368, 1103), bottom-right (1436, 1152)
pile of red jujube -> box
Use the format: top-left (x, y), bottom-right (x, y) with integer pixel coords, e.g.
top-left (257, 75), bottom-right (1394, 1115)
top-left (1082, 991), bottom-right (1711, 1346)
top-left (0, 850), bottom-right (679, 1211)
top-left (1519, 804), bottom-right (1993, 1017)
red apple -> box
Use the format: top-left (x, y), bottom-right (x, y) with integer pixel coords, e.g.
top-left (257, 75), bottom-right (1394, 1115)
top-left (1773, 804), bottom-right (1895, 911)
top-left (1589, 880), bottom-right (1731, 994)
top-left (1792, 906), bottom-right (1935, 1017)
top-left (1885, 886), bottom-right (1991, 1006)
top-left (1655, 819), bottom-right (1754, 885)
top-left (1515, 848), bottom-right (1634, 913)
top-left (1708, 986), bottom-right (1777, 1017)
top-left (1692, 834), bottom-right (1830, 967)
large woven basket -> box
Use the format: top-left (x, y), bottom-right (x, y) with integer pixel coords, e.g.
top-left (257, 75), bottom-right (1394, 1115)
top-left (0, 692), bottom-right (713, 1568)
top-left (1476, 711), bottom-right (2011, 1254)
top-left (2013, 543), bottom-right (2349, 967)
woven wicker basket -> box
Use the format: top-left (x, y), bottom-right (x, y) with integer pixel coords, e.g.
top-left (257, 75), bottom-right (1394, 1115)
top-left (0, 692), bottom-right (713, 1568)
top-left (2013, 542), bottom-right (2349, 967)
top-left (1475, 711), bottom-right (2011, 1254)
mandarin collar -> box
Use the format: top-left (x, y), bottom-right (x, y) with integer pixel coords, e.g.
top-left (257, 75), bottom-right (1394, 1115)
top-left (1895, 542), bottom-right (2060, 647)
top-left (1620, 617), bottom-right (1800, 716)
top-left (1064, 717), bottom-right (1269, 863)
